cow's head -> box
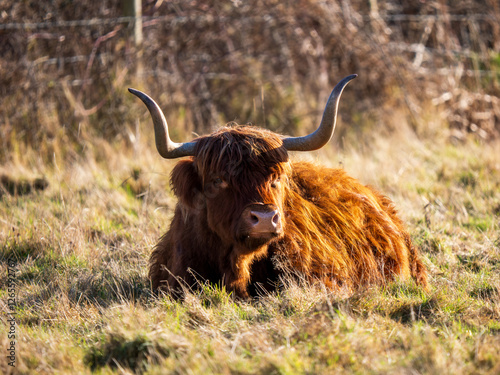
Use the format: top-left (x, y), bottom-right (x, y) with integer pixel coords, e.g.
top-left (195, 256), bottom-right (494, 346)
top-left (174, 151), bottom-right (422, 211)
top-left (181, 126), bottom-right (291, 251)
top-left (129, 75), bottom-right (356, 252)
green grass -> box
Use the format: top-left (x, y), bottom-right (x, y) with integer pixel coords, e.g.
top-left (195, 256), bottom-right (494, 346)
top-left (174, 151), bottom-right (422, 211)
top-left (1, 135), bottom-right (500, 374)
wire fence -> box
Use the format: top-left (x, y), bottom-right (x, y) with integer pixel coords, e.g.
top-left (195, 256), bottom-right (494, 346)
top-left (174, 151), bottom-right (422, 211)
top-left (0, 12), bottom-right (497, 30)
top-left (4, 12), bottom-right (498, 78)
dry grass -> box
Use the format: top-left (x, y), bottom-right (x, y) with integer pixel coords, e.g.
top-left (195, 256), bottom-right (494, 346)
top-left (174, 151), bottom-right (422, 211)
top-left (1, 130), bottom-right (499, 374)
top-left (1, 1), bottom-right (500, 373)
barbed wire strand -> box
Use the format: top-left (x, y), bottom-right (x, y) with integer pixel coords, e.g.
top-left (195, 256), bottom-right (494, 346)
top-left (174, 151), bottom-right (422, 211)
top-left (0, 13), bottom-right (496, 31)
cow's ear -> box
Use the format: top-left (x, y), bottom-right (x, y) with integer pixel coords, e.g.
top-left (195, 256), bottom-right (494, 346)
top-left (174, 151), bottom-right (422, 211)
top-left (170, 159), bottom-right (203, 209)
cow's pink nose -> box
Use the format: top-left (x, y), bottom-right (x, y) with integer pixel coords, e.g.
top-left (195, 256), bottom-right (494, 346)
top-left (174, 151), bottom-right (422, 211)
top-left (248, 209), bottom-right (280, 233)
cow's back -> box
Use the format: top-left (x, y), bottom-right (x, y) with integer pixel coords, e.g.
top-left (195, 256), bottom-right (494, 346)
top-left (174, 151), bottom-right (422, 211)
top-left (271, 161), bottom-right (427, 294)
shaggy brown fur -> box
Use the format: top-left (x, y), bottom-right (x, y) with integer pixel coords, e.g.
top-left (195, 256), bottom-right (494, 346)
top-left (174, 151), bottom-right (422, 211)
top-left (149, 125), bottom-right (428, 298)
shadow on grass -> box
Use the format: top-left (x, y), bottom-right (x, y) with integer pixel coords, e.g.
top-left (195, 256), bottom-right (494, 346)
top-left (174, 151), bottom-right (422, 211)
top-left (388, 297), bottom-right (439, 324)
top-left (3, 240), bottom-right (155, 327)
top-left (469, 285), bottom-right (498, 301)
top-left (84, 329), bottom-right (190, 374)
top-left (1, 237), bottom-right (48, 263)
top-left (16, 271), bottom-right (155, 325)
top-left (68, 270), bottom-right (155, 307)
top-left (0, 175), bottom-right (49, 197)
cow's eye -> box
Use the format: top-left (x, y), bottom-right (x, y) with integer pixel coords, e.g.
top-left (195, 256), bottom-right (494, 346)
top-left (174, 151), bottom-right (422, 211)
top-left (213, 178), bottom-right (227, 188)
top-left (271, 177), bottom-right (281, 188)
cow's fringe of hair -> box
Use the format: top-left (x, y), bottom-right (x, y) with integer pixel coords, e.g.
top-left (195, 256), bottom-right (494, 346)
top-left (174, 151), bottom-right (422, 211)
top-left (193, 125), bottom-right (290, 188)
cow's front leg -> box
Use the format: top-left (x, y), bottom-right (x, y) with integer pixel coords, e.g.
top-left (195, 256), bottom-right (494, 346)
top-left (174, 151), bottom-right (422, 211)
top-left (223, 246), bottom-right (269, 299)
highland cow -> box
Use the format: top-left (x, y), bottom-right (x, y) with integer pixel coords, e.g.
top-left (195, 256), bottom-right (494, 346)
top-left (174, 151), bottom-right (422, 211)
top-left (129, 75), bottom-right (428, 299)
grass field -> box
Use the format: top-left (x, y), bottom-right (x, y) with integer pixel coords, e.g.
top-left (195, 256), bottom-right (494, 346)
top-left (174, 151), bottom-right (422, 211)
top-left (1, 125), bottom-right (499, 374)
top-left (1, 1), bottom-right (500, 373)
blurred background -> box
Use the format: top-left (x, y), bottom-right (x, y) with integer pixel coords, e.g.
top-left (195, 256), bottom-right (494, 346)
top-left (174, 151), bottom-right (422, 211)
top-left (0, 0), bottom-right (499, 166)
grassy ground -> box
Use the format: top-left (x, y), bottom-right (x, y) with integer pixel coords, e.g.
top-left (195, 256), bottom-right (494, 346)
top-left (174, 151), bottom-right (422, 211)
top-left (2, 1), bottom-right (499, 373)
top-left (1, 129), bottom-right (499, 374)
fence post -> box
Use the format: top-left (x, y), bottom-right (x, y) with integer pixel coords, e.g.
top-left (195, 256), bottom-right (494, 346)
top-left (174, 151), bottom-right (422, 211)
top-left (122, 0), bottom-right (143, 76)
top-left (122, 0), bottom-right (143, 47)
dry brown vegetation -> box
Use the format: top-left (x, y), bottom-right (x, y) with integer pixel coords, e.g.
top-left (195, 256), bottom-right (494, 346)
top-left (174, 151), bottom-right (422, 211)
top-left (1, 0), bottom-right (500, 374)
top-left (1, 0), bottom-right (500, 159)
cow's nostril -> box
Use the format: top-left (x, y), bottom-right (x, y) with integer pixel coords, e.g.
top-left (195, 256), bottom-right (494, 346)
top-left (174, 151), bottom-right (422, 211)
top-left (272, 212), bottom-right (280, 225)
top-left (250, 214), bottom-right (259, 224)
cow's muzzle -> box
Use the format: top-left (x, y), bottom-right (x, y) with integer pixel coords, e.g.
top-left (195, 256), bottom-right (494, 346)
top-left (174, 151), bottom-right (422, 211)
top-left (237, 203), bottom-right (283, 248)
top-left (243, 204), bottom-right (281, 234)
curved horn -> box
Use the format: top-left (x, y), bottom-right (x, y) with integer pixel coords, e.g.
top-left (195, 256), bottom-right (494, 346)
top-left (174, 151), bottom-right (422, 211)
top-left (128, 88), bottom-right (196, 159)
top-left (282, 74), bottom-right (357, 152)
